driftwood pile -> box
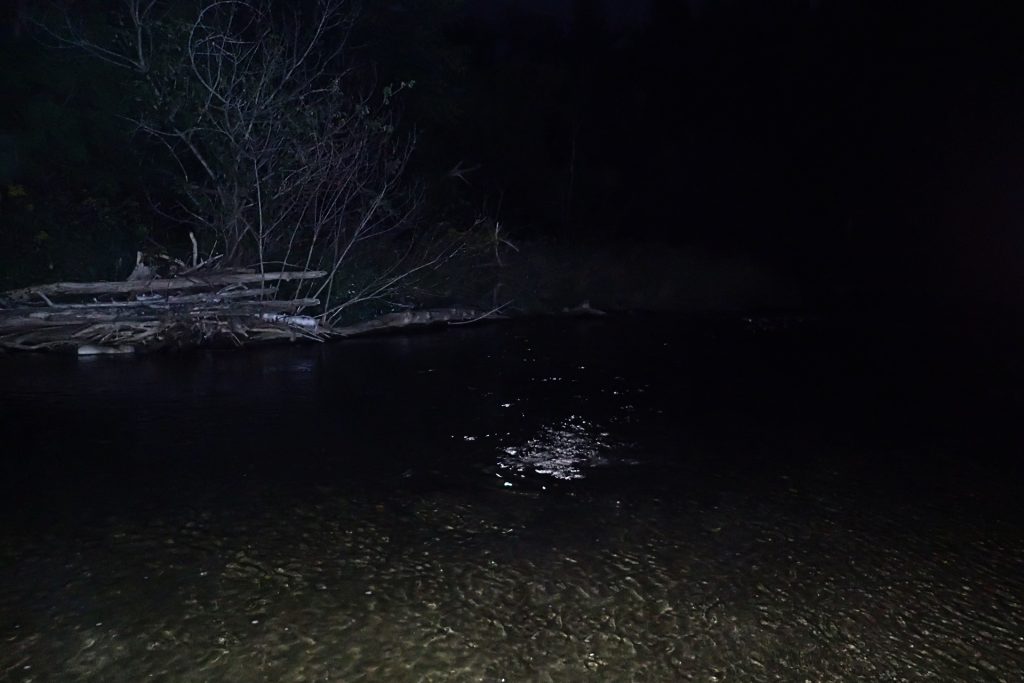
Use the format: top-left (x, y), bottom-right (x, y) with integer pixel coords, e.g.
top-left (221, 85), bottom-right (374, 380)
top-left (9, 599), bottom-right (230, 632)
top-left (0, 269), bottom-right (495, 354)
top-left (0, 270), bottom-right (328, 353)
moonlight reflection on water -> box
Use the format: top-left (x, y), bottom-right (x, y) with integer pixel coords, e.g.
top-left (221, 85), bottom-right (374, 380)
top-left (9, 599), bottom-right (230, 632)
top-left (498, 415), bottom-right (626, 481)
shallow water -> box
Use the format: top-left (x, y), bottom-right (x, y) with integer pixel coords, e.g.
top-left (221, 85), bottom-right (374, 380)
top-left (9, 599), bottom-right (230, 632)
top-left (1, 315), bottom-right (1023, 681)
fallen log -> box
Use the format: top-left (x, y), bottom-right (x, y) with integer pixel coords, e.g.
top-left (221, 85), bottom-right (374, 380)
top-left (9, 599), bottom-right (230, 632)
top-left (0, 270), bottom-right (327, 303)
top-left (0, 265), bottom-right (503, 351)
top-left (0, 299), bottom-right (321, 329)
top-left (78, 344), bottom-right (135, 356)
top-left (259, 313), bottom-right (320, 331)
top-left (28, 287), bottom-right (284, 308)
top-left (330, 307), bottom-right (501, 338)
top-left (0, 314), bottom-right (329, 351)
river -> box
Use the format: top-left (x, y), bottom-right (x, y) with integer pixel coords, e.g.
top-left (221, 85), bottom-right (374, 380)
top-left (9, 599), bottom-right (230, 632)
top-left (1, 314), bottom-right (1022, 681)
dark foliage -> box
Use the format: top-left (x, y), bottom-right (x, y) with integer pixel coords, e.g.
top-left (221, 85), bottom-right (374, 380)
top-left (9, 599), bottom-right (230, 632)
top-left (5, 1), bottom-right (1024, 311)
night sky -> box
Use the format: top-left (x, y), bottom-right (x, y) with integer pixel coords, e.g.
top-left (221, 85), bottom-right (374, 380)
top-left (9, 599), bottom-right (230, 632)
top-left (467, 0), bottom-right (652, 27)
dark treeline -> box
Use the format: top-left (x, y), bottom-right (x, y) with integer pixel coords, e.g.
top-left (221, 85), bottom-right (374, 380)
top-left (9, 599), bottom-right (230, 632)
top-left (380, 0), bottom-right (1024, 310)
top-left (3, 1), bottom-right (1024, 311)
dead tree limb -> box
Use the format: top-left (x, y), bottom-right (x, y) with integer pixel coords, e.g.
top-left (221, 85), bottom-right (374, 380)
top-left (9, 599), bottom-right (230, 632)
top-left (330, 307), bottom-right (502, 338)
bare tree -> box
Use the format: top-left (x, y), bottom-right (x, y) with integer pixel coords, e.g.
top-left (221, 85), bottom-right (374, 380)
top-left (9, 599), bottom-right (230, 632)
top-left (36, 0), bottom-right (469, 324)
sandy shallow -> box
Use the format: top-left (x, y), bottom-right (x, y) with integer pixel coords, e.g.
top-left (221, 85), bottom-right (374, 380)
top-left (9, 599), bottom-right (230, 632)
top-left (3, 480), bottom-right (1022, 682)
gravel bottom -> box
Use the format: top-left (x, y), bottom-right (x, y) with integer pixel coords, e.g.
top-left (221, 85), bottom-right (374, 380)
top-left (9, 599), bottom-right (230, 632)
top-left (2, 483), bottom-right (1023, 682)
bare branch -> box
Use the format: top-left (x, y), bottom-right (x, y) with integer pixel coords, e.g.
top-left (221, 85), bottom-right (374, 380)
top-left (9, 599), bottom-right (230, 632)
top-left (34, 0), bottom-right (481, 323)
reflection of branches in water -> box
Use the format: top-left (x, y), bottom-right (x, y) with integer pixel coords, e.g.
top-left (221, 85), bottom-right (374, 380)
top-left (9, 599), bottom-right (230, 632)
top-left (498, 416), bottom-right (620, 480)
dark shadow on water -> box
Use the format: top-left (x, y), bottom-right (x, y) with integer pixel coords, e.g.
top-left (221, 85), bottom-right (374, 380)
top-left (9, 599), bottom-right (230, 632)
top-left (1, 312), bottom-right (1022, 522)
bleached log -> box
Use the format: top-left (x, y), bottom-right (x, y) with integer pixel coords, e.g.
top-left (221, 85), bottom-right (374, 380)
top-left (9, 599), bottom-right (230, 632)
top-left (258, 313), bottom-right (319, 331)
top-left (78, 344), bottom-right (135, 356)
top-left (11, 287), bottom-right (281, 310)
top-left (0, 270), bottom-right (326, 303)
top-left (96, 288), bottom-right (285, 306)
top-left (0, 301), bottom-right (499, 352)
top-left (0, 298), bottom-right (320, 329)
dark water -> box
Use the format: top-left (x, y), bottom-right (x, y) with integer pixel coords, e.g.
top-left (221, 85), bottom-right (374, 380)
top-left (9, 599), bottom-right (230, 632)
top-left (1, 315), bottom-right (1023, 681)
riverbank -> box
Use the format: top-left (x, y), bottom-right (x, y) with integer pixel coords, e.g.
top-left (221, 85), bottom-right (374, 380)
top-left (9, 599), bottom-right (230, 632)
top-left (0, 240), bottom-right (802, 353)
